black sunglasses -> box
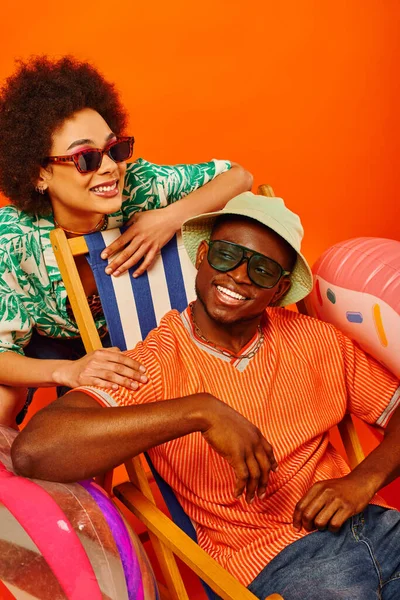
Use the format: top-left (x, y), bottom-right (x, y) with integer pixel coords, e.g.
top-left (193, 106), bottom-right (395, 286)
top-left (207, 240), bottom-right (291, 289)
top-left (45, 136), bottom-right (135, 174)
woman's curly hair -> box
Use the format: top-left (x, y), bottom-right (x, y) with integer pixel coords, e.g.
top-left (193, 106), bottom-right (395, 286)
top-left (0, 56), bottom-right (127, 214)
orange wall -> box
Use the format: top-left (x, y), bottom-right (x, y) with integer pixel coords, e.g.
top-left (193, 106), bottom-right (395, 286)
top-left (1, 0), bottom-right (399, 267)
top-left (1, 2), bottom-right (399, 502)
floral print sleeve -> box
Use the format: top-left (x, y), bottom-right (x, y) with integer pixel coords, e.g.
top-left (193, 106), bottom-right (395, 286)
top-left (0, 247), bottom-right (33, 355)
top-left (0, 158), bottom-right (231, 354)
top-left (0, 206), bottom-right (83, 356)
top-left (120, 158), bottom-right (231, 219)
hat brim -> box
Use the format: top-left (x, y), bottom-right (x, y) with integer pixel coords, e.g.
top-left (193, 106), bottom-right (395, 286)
top-left (181, 211), bottom-right (313, 307)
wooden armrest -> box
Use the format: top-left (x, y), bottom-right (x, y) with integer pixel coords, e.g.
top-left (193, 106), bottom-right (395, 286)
top-left (114, 482), bottom-right (283, 600)
top-left (68, 235), bottom-right (89, 256)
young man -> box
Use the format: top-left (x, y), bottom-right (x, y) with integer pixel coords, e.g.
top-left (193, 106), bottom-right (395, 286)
top-left (12, 193), bottom-right (400, 600)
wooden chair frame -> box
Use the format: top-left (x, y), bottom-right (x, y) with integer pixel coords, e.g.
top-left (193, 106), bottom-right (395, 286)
top-left (50, 191), bottom-right (286, 600)
top-left (49, 184), bottom-right (365, 600)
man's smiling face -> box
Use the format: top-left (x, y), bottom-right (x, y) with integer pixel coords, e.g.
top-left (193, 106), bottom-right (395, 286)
top-left (195, 216), bottom-right (295, 326)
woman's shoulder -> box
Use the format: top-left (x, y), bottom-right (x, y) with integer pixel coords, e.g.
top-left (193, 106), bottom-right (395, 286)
top-left (0, 204), bottom-right (36, 230)
top-left (0, 203), bottom-right (22, 220)
top-left (0, 204), bottom-right (40, 252)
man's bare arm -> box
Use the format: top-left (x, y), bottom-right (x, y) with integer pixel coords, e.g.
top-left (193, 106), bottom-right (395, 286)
top-left (11, 390), bottom-right (277, 503)
top-left (11, 391), bottom-right (210, 481)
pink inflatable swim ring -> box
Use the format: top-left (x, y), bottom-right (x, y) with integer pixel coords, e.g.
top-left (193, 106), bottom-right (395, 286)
top-left (308, 237), bottom-right (400, 378)
top-left (0, 426), bottom-right (159, 600)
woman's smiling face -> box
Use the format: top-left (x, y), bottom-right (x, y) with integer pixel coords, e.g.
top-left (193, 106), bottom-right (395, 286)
top-left (39, 108), bottom-right (127, 229)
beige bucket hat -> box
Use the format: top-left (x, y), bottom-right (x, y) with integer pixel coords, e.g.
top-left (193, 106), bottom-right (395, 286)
top-left (181, 191), bottom-right (313, 307)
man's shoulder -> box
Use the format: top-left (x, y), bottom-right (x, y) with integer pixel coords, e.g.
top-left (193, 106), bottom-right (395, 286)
top-left (146, 309), bottom-right (184, 344)
top-left (125, 310), bottom-right (185, 362)
top-left (267, 307), bottom-right (339, 340)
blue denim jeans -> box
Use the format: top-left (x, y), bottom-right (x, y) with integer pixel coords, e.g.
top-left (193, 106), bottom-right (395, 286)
top-left (248, 505), bottom-right (400, 600)
top-left (16, 329), bottom-right (111, 425)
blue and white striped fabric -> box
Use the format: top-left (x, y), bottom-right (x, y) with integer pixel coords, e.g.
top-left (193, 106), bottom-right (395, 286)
top-left (85, 229), bottom-right (197, 352)
top-left (84, 228), bottom-right (219, 600)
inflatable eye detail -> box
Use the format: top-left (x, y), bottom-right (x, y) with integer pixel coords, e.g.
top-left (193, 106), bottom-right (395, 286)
top-left (310, 237), bottom-right (400, 379)
top-left (327, 289), bottom-right (336, 304)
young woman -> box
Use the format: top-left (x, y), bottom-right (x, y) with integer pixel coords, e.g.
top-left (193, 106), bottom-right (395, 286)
top-left (0, 56), bottom-right (252, 426)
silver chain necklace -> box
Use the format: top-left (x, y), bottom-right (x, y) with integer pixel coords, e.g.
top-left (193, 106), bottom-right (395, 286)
top-left (189, 302), bottom-right (265, 360)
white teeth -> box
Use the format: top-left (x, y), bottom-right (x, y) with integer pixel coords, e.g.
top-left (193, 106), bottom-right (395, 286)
top-left (91, 182), bottom-right (117, 193)
top-left (217, 285), bottom-right (246, 301)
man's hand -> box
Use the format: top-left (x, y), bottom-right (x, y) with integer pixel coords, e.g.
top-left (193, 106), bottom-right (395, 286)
top-left (52, 347), bottom-right (147, 390)
top-left (201, 397), bottom-right (277, 503)
top-left (101, 209), bottom-right (177, 277)
top-left (293, 473), bottom-right (376, 533)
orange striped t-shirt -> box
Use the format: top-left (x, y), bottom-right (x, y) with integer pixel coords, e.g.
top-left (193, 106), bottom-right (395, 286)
top-left (79, 307), bottom-right (400, 586)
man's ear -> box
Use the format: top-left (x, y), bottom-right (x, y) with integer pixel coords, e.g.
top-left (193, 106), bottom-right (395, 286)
top-left (195, 240), bottom-right (208, 270)
top-left (270, 276), bottom-right (291, 306)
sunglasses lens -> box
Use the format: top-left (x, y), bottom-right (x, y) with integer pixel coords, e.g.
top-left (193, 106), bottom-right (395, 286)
top-left (248, 254), bottom-right (281, 287)
top-left (108, 139), bottom-right (133, 163)
top-left (208, 241), bottom-right (242, 271)
top-left (77, 151), bottom-right (102, 173)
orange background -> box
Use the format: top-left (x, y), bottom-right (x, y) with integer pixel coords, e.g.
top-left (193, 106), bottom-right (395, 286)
top-left (1, 0), bottom-right (399, 505)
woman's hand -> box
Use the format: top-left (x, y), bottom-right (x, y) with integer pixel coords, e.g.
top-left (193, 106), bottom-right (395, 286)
top-left (101, 208), bottom-right (178, 278)
top-left (53, 347), bottom-right (148, 391)
top-left (101, 163), bottom-right (253, 277)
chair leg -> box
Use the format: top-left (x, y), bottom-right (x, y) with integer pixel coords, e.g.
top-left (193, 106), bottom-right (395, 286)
top-left (123, 458), bottom-right (189, 600)
top-left (94, 469), bottom-right (114, 495)
top-left (157, 582), bottom-right (172, 600)
top-left (148, 532), bottom-right (189, 600)
top-left (114, 481), bottom-right (272, 600)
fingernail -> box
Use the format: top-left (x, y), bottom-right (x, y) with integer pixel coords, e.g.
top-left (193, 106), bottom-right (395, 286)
top-left (249, 497), bottom-right (255, 504)
top-left (132, 273), bottom-right (138, 279)
top-left (139, 365), bottom-right (146, 373)
top-left (112, 384), bottom-right (119, 390)
top-left (259, 492), bottom-right (266, 500)
top-left (105, 267), bottom-right (112, 274)
top-left (140, 375), bottom-right (148, 383)
top-left (131, 381), bottom-right (139, 390)
top-left (113, 270), bottom-right (120, 277)
top-left (101, 252), bottom-right (108, 259)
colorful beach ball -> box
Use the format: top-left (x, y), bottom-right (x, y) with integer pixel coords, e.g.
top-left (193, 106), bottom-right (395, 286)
top-left (0, 425), bottom-right (159, 600)
top-left (308, 237), bottom-right (400, 377)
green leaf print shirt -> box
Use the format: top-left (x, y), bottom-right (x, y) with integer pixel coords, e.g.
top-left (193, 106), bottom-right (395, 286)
top-left (0, 158), bottom-right (230, 355)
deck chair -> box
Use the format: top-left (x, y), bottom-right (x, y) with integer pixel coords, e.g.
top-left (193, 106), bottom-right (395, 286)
top-left (50, 184), bottom-right (365, 600)
top-left (50, 190), bottom-right (285, 600)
